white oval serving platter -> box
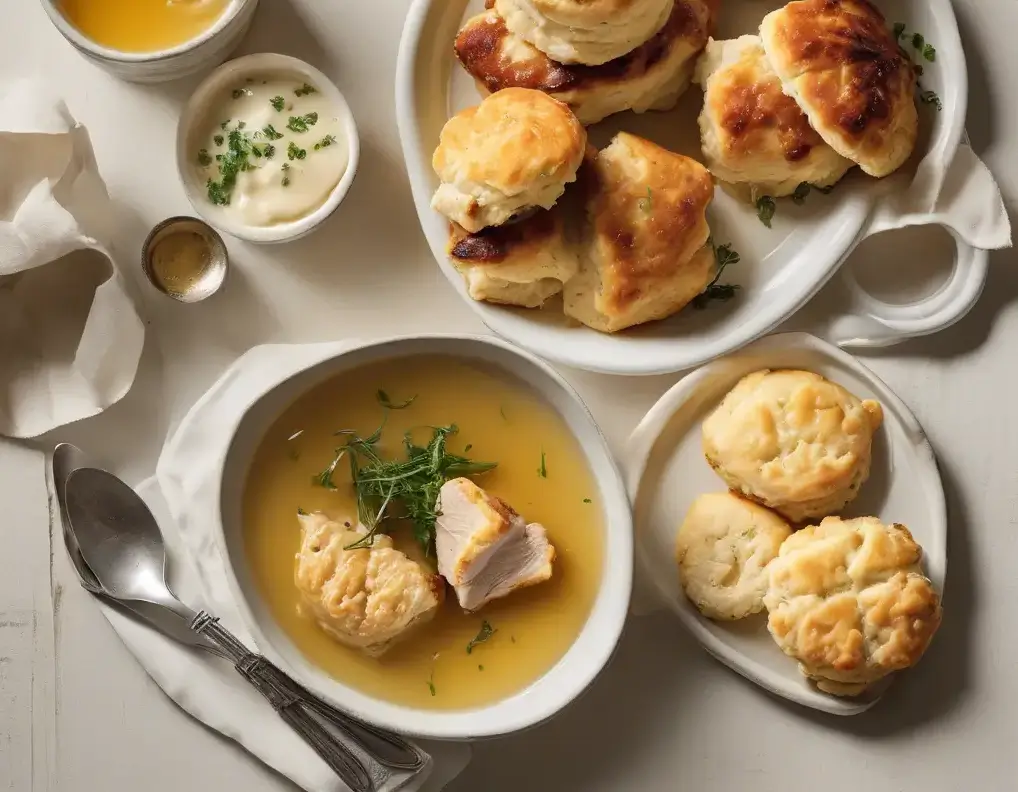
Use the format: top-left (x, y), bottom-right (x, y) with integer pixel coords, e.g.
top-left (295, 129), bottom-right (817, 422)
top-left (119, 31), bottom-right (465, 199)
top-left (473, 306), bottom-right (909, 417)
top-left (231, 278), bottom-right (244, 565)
top-left (623, 332), bottom-right (947, 715)
top-left (396, 0), bottom-right (987, 375)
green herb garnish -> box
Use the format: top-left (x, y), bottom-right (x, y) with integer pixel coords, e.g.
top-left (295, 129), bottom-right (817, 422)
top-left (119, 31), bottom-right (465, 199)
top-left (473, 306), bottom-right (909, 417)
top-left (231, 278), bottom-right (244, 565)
top-left (214, 134), bottom-right (224, 146)
top-left (478, 664), bottom-right (484, 671)
top-left (297, 507), bottom-right (308, 515)
top-left (537, 450), bottom-right (547, 478)
top-left (270, 96), bottom-right (285, 112)
top-left (197, 148), bottom-right (212, 167)
top-left (333, 414), bottom-right (497, 556)
top-left (791, 182), bottom-right (811, 205)
top-left (281, 162), bottom-right (291, 187)
top-left (286, 113), bottom-right (319, 133)
top-left (287, 141), bottom-right (307, 161)
top-left (377, 390), bottom-right (416, 410)
top-left (583, 498), bottom-right (592, 503)
top-left (692, 238), bottom-right (742, 309)
top-left (638, 186), bottom-right (652, 213)
top-left (220, 119), bottom-right (230, 130)
top-left (263, 144), bottom-right (276, 159)
top-left (314, 134), bottom-right (337, 151)
top-left (237, 121), bottom-right (246, 130)
top-left (756, 195), bottom-right (776, 228)
top-left (232, 88), bottom-right (251, 99)
top-left (204, 128), bottom-right (262, 205)
top-left (466, 620), bottom-right (496, 654)
top-left (427, 670), bottom-right (436, 697)
top-left (263, 124), bottom-right (284, 140)
top-left (294, 83), bottom-right (317, 97)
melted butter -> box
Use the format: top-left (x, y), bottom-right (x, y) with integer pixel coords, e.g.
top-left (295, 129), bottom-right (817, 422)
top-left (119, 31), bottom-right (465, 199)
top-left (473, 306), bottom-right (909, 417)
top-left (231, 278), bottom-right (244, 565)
top-left (195, 78), bottom-right (348, 227)
top-left (149, 231), bottom-right (212, 296)
top-left (59, 0), bottom-right (229, 53)
top-left (242, 357), bottom-right (604, 710)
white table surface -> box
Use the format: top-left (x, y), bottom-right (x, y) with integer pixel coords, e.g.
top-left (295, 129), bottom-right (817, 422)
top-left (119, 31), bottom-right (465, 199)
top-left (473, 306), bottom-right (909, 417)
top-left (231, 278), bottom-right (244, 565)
top-left (2, 1), bottom-right (1017, 790)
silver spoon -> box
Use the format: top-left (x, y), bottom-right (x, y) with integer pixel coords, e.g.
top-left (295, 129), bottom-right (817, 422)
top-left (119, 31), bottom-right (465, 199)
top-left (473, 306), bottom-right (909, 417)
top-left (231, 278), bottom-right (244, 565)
top-left (63, 464), bottom-right (429, 790)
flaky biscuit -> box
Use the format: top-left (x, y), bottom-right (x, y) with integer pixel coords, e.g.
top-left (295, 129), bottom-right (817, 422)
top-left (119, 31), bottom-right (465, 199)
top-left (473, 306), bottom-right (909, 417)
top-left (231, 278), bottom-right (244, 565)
top-left (456, 1), bottom-right (715, 126)
top-left (447, 203), bottom-right (579, 308)
top-left (495, 0), bottom-right (675, 66)
top-left (763, 516), bottom-right (942, 695)
top-left (563, 133), bottom-right (715, 333)
top-left (759, 0), bottom-right (918, 178)
top-left (693, 35), bottom-right (854, 199)
top-left (676, 492), bottom-right (792, 620)
top-left (431, 88), bottom-right (586, 233)
top-left (702, 370), bottom-right (883, 522)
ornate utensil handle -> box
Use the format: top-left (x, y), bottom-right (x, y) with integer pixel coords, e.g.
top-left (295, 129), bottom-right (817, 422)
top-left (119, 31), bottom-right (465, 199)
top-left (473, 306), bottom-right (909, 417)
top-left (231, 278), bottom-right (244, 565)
top-left (191, 612), bottom-right (424, 792)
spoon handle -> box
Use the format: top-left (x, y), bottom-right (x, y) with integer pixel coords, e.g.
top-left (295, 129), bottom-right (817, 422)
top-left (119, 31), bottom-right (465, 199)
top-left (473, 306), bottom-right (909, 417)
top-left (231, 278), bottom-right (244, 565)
top-left (191, 611), bottom-right (422, 792)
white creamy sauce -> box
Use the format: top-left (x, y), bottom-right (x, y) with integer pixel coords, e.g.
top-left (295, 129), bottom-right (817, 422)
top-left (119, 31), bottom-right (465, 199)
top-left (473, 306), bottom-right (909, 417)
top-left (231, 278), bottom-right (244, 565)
top-left (194, 77), bottom-right (348, 227)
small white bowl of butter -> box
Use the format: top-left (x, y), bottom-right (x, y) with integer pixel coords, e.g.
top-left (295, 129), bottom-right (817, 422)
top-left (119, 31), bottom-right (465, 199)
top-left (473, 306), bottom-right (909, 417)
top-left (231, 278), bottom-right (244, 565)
top-left (177, 53), bottom-right (359, 243)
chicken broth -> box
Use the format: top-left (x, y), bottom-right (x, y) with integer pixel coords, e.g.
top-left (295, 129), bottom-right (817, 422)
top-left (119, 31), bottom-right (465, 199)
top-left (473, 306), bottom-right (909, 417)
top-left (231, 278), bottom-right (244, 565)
top-left (242, 356), bottom-right (604, 709)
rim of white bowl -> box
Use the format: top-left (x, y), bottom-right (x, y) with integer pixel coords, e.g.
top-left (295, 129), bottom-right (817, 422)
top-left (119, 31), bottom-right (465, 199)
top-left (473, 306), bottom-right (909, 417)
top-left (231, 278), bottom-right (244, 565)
top-left (212, 333), bottom-right (634, 739)
top-left (176, 53), bottom-right (360, 243)
top-left (39, 0), bottom-right (253, 63)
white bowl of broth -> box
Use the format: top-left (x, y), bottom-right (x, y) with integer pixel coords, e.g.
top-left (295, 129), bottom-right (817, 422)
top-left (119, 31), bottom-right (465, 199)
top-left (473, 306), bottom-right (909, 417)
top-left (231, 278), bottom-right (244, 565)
top-left (215, 335), bottom-right (632, 738)
top-left (40, 0), bottom-right (259, 83)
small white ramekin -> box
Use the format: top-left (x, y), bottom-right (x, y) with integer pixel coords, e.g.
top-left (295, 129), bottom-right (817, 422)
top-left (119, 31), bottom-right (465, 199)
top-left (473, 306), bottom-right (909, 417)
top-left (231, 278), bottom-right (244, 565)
top-left (39, 0), bottom-right (259, 83)
top-left (176, 53), bottom-right (360, 244)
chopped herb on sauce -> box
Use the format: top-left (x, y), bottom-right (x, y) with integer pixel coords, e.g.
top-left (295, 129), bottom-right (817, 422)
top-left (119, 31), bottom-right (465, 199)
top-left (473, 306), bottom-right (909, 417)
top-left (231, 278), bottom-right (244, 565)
top-left (294, 83), bottom-right (317, 97)
top-left (756, 195), bottom-right (776, 228)
top-left (270, 95), bottom-right (285, 112)
top-left (537, 450), bottom-right (547, 478)
top-left (314, 134), bottom-right (337, 151)
top-left (466, 621), bottom-right (496, 654)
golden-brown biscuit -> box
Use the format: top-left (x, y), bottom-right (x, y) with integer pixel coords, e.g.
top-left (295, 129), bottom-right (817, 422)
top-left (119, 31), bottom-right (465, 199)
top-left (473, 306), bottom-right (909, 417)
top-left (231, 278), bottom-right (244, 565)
top-left (431, 88), bottom-right (586, 233)
top-left (495, 0), bottom-right (675, 65)
top-left (764, 516), bottom-right (942, 695)
top-left (693, 35), bottom-right (854, 199)
top-left (563, 133), bottom-right (715, 333)
top-left (455, 1), bottom-right (716, 126)
top-left (447, 204), bottom-right (579, 308)
top-left (702, 370), bottom-right (884, 522)
top-left (676, 492), bottom-right (793, 620)
top-left (759, 0), bottom-right (918, 178)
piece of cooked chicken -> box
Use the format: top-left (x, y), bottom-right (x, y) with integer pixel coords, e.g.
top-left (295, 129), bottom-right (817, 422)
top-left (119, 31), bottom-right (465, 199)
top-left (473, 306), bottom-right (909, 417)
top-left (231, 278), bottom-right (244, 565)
top-left (435, 478), bottom-right (556, 611)
top-left (294, 512), bottom-right (444, 657)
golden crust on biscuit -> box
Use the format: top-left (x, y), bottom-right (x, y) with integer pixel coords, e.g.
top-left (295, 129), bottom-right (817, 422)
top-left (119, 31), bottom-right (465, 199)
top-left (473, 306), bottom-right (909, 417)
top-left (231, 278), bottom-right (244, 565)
top-left (447, 205), bottom-right (579, 308)
top-left (563, 133), bottom-right (715, 333)
top-left (676, 492), bottom-right (793, 620)
top-left (455, 1), bottom-right (716, 125)
top-left (764, 516), bottom-right (942, 695)
top-left (701, 369), bottom-right (883, 522)
top-left (759, 0), bottom-right (918, 178)
top-left (495, 0), bottom-right (675, 66)
top-left (694, 35), bottom-right (854, 198)
top-left (431, 88), bottom-right (586, 232)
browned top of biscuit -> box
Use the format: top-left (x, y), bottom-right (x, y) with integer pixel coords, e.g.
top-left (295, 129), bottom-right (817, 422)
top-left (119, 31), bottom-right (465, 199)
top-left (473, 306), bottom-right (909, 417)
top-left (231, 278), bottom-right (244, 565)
top-left (761, 0), bottom-right (915, 144)
top-left (455, 0), bottom-right (714, 95)
top-left (588, 133), bottom-right (713, 313)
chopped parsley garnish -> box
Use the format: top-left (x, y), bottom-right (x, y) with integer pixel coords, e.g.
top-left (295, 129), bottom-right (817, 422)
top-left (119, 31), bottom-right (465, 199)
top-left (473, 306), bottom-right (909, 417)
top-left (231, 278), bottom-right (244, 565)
top-left (262, 124), bottom-right (284, 140)
top-left (197, 148), bottom-right (212, 167)
top-left (287, 141), bottom-right (307, 161)
top-left (537, 450), bottom-right (547, 478)
top-left (237, 121), bottom-right (246, 130)
top-left (314, 134), bottom-right (337, 151)
top-left (281, 162), bottom-right (291, 187)
top-left (270, 95), bottom-right (285, 112)
top-left (297, 507), bottom-right (308, 515)
top-left (478, 664), bottom-right (484, 671)
top-left (791, 182), bottom-right (811, 205)
top-left (294, 83), bottom-right (317, 97)
top-left (213, 134), bottom-right (224, 146)
top-left (204, 128), bottom-right (266, 205)
top-left (231, 88), bottom-right (251, 99)
top-left (427, 670), bottom-right (436, 697)
top-left (583, 498), bottom-right (592, 503)
top-left (466, 621), bottom-right (496, 654)
top-left (756, 195), bottom-right (776, 228)
top-left (286, 113), bottom-right (319, 133)
top-left (376, 390), bottom-right (416, 410)
top-left (263, 144), bottom-right (276, 159)
top-left (692, 238), bottom-right (742, 309)
top-left (220, 119), bottom-right (230, 130)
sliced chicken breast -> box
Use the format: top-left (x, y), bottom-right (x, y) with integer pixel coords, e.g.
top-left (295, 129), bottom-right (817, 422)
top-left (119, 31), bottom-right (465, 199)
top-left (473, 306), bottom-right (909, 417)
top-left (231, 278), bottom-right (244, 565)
top-left (294, 512), bottom-right (444, 657)
top-left (436, 478), bottom-right (556, 611)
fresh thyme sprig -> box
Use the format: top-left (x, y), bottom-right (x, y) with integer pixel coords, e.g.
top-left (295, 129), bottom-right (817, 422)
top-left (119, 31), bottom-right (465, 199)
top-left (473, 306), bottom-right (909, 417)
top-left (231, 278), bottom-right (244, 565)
top-left (692, 238), bottom-right (742, 309)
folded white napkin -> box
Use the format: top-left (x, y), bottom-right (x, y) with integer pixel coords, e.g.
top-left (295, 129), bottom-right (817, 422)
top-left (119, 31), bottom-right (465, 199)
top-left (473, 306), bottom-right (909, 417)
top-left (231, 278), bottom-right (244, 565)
top-left (90, 342), bottom-right (471, 792)
top-left (0, 79), bottom-right (144, 439)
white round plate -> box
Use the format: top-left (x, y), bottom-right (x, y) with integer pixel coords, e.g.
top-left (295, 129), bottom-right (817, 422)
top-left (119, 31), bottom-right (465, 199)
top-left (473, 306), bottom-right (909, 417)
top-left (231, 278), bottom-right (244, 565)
top-left (396, 0), bottom-right (986, 375)
top-left (623, 332), bottom-right (947, 715)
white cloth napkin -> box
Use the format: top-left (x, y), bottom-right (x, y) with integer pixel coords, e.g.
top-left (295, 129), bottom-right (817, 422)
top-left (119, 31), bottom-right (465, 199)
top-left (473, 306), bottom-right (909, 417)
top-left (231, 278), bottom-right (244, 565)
top-left (88, 341), bottom-right (470, 792)
top-left (0, 79), bottom-right (144, 439)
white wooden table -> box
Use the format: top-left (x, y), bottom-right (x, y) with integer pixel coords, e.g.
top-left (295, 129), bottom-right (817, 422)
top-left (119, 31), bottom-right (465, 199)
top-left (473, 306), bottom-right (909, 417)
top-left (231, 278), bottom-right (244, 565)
top-left (2, 1), bottom-right (1016, 790)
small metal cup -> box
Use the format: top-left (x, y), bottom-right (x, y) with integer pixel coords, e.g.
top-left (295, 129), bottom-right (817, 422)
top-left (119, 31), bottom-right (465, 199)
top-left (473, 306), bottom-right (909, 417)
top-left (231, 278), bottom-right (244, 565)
top-left (141, 217), bottom-right (228, 303)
